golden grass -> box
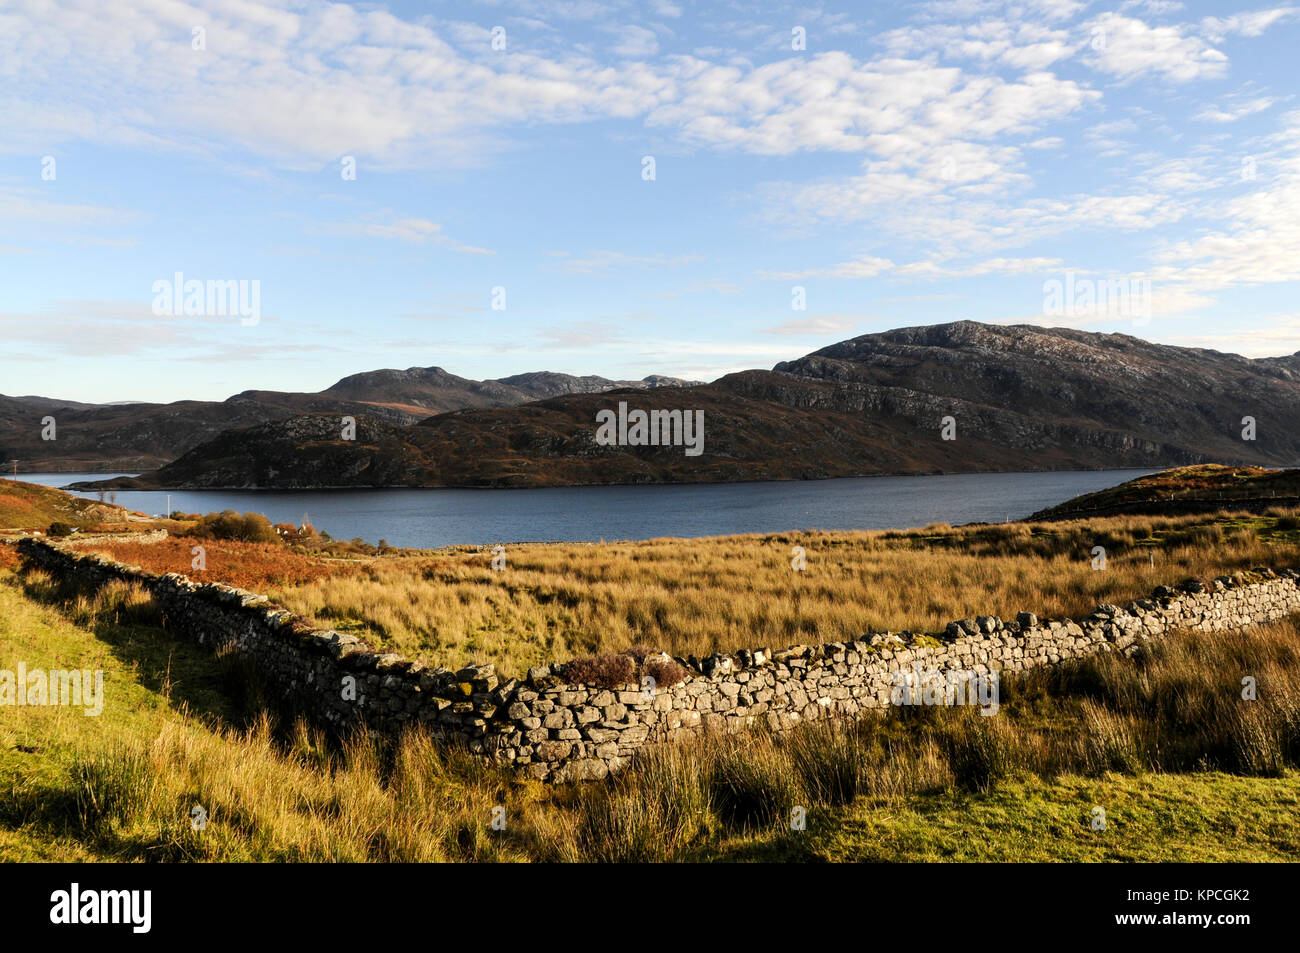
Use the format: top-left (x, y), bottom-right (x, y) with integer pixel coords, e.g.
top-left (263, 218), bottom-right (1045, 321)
top-left (262, 510), bottom-right (1300, 676)
top-left (5, 562), bottom-right (1300, 863)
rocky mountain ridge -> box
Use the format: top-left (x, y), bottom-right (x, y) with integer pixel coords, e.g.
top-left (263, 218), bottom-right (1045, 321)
top-left (71, 321), bottom-right (1300, 490)
top-left (0, 368), bottom-right (697, 472)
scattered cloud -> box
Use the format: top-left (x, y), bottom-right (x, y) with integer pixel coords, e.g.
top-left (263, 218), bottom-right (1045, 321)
top-left (311, 217), bottom-right (494, 254)
top-left (1200, 7), bottom-right (1300, 43)
top-left (1084, 13), bottom-right (1228, 83)
top-left (1194, 95), bottom-right (1279, 123)
top-left (553, 250), bottom-right (706, 274)
top-left (760, 255), bottom-right (1063, 280)
top-left (1162, 314), bottom-right (1300, 356)
top-left (535, 320), bottom-right (627, 347)
top-left (761, 314), bottom-right (869, 335)
top-left (654, 280), bottom-right (744, 297)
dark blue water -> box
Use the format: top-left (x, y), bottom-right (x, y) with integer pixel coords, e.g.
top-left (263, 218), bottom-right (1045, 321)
top-left (15, 469), bottom-right (1154, 549)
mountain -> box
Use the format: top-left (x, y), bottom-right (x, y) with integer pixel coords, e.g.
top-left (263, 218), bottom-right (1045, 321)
top-left (71, 321), bottom-right (1300, 490)
top-left (495, 372), bottom-right (693, 401)
top-left (318, 367), bottom-right (695, 411)
top-left (0, 368), bottom-right (698, 472)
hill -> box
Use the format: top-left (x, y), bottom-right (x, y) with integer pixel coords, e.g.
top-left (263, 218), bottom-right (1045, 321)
top-left (0, 478), bottom-right (131, 532)
top-left (0, 369), bottom-right (697, 473)
top-left (75, 321), bottom-right (1300, 489)
top-left (1029, 464), bottom-right (1300, 520)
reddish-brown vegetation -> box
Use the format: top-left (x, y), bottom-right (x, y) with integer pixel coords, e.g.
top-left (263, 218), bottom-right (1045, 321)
top-left (68, 538), bottom-right (344, 591)
top-left (560, 648), bottom-right (689, 690)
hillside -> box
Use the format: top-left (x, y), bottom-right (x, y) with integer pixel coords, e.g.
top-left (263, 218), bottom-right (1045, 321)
top-left (74, 321), bottom-right (1300, 490)
top-left (0, 369), bottom-right (697, 472)
top-left (1030, 464), bottom-right (1300, 520)
top-left (0, 478), bottom-right (131, 532)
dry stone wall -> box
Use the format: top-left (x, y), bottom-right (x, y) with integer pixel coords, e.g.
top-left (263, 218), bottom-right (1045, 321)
top-left (18, 537), bottom-right (1300, 783)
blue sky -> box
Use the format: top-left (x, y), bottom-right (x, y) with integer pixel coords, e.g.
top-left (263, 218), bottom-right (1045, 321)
top-left (3, 0), bottom-right (1300, 403)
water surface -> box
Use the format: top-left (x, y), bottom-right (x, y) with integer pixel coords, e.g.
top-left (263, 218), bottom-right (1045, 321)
top-left (16, 469), bottom-right (1154, 549)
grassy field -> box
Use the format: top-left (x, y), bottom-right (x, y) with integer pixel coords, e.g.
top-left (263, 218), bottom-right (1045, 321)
top-left (68, 506), bottom-right (1300, 678)
top-left (5, 468), bottom-right (1299, 863)
top-left (2, 561), bottom-right (1298, 862)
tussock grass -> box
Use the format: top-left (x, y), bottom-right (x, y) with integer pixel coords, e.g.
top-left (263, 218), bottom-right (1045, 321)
top-left (261, 509), bottom-right (1300, 676)
top-left (5, 511), bottom-right (1300, 863)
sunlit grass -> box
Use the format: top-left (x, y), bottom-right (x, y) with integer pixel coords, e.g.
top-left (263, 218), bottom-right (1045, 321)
top-left (3, 557), bottom-right (1299, 863)
top-left (257, 509), bottom-right (1300, 676)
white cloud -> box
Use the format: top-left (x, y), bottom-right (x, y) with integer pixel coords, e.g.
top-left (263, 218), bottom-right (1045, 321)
top-left (648, 0), bottom-right (683, 19)
top-left (1194, 96), bottom-right (1279, 123)
top-left (1162, 315), bottom-right (1300, 356)
top-left (0, 186), bottom-right (130, 226)
top-left (1084, 13), bottom-right (1228, 82)
top-left (649, 55), bottom-right (1098, 156)
top-left (879, 19), bottom-right (1076, 70)
top-left (760, 255), bottom-right (1062, 280)
top-left (536, 321), bottom-right (626, 347)
top-left (762, 175), bottom-right (1189, 257)
top-left (912, 0), bottom-right (1087, 22)
top-left (1121, 1), bottom-right (1186, 15)
top-left (654, 280), bottom-right (744, 298)
top-left (312, 217), bottom-right (493, 255)
top-left (761, 314), bottom-right (871, 335)
top-left (0, 0), bottom-right (1091, 174)
top-left (1114, 113), bottom-right (1300, 313)
top-left (1200, 7), bottom-right (1300, 42)
top-left (553, 250), bottom-right (706, 274)
top-left (607, 24), bottom-right (660, 58)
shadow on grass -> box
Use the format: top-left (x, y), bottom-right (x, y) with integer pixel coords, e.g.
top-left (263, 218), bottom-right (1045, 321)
top-left (16, 568), bottom-right (277, 733)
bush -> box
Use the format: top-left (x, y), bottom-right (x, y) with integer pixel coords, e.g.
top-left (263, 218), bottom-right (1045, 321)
top-left (643, 657), bottom-right (689, 690)
top-left (185, 510), bottom-right (278, 544)
top-left (48, 521), bottom-right (73, 537)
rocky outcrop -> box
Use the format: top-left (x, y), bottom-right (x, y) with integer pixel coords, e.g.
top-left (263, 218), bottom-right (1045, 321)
top-left (19, 537), bottom-right (1300, 783)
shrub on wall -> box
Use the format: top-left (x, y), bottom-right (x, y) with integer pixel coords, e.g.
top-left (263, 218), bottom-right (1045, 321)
top-left (561, 648), bottom-right (689, 690)
top-left (562, 653), bottom-right (636, 689)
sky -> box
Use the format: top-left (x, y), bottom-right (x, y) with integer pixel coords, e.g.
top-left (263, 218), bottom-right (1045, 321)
top-left (3, 0), bottom-right (1300, 403)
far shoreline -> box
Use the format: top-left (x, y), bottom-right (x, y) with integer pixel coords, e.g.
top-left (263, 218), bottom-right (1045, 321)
top-left (53, 464), bottom-right (1170, 494)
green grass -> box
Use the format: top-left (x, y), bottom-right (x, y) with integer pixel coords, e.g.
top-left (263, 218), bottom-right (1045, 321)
top-left (0, 569), bottom-right (267, 861)
top-left (747, 772), bottom-right (1300, 862)
top-left (3, 560), bottom-right (1299, 863)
